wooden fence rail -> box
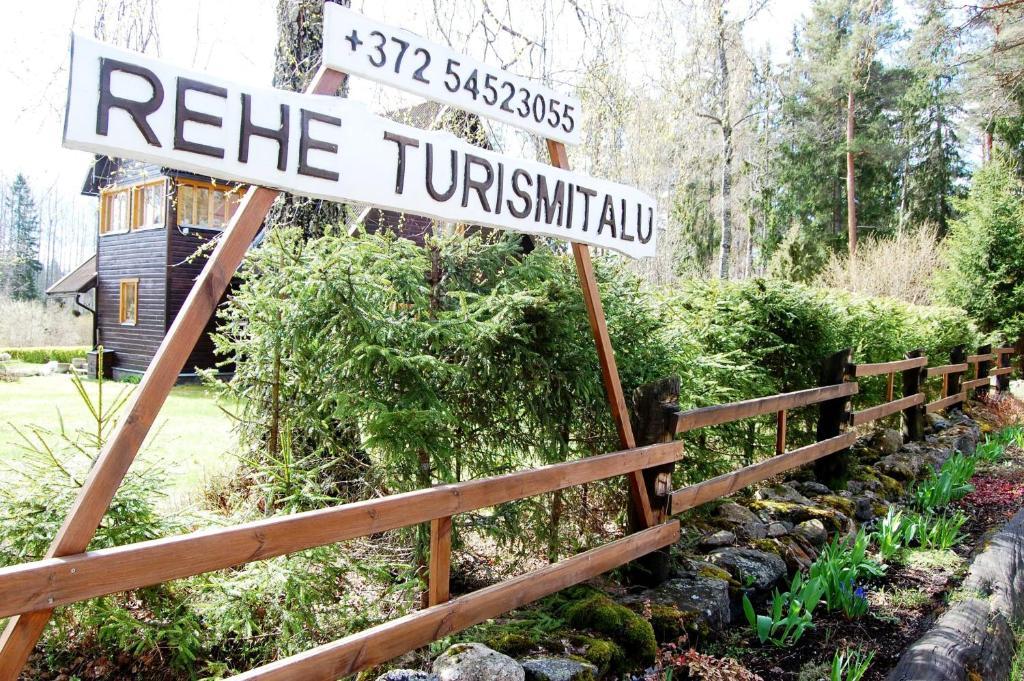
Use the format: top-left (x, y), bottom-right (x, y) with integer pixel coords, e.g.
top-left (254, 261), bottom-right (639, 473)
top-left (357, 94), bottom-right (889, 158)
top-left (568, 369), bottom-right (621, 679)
top-left (0, 442), bottom-right (682, 619)
top-left (0, 345), bottom-right (1016, 678)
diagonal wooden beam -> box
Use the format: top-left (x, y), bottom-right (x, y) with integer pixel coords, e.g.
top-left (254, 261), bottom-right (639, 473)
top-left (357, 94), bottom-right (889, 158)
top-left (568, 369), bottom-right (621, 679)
top-left (545, 139), bottom-right (655, 529)
top-left (0, 66), bottom-right (347, 681)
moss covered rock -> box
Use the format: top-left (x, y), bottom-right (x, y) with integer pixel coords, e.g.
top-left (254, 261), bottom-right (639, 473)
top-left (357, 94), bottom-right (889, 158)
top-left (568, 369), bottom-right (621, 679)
top-left (561, 589), bottom-right (657, 669)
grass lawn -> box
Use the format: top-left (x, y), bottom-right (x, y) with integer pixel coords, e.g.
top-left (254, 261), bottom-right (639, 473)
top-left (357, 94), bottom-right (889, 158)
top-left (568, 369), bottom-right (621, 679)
top-left (0, 374), bottom-right (239, 504)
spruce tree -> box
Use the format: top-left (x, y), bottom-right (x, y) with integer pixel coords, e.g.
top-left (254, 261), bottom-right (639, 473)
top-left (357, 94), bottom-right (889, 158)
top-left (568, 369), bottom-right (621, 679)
top-left (5, 174), bottom-right (42, 300)
top-left (897, 0), bottom-right (966, 233)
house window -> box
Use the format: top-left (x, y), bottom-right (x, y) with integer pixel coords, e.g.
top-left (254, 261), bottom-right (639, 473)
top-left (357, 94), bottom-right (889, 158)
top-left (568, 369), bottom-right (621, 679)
top-left (119, 279), bottom-right (138, 326)
top-left (100, 188), bottom-right (131, 235)
top-left (176, 181), bottom-right (242, 230)
top-left (100, 180), bottom-right (167, 235)
top-left (133, 181), bottom-right (166, 229)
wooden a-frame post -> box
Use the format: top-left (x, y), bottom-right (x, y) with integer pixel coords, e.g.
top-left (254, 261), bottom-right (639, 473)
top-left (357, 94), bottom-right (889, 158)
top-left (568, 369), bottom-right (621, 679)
top-left (0, 70), bottom-right (656, 681)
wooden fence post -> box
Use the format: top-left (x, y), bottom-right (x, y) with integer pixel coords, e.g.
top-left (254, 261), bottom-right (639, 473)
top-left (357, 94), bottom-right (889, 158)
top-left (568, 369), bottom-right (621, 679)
top-left (948, 345), bottom-right (966, 411)
top-left (902, 349), bottom-right (926, 442)
top-left (626, 376), bottom-right (681, 586)
top-left (997, 349), bottom-right (1013, 393)
top-left (813, 349), bottom-right (854, 489)
top-left (976, 343), bottom-right (993, 400)
top-left (428, 516), bottom-right (452, 607)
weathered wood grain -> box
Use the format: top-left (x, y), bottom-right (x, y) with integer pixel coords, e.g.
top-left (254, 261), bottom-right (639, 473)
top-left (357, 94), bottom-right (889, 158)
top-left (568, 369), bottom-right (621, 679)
top-left (670, 383), bottom-right (858, 434)
top-left (852, 356), bottom-right (928, 378)
top-left (669, 432), bottom-right (857, 515)
top-left (850, 393), bottom-right (925, 427)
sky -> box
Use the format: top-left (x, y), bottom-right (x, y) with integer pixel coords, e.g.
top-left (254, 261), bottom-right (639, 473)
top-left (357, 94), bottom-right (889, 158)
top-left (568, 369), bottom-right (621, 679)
top-left (0, 0), bottom-right (811, 224)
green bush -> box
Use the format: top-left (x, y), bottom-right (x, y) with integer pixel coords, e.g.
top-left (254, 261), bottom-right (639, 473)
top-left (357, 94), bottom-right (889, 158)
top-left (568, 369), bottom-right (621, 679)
top-left (1, 346), bottom-right (89, 364)
top-left (936, 160), bottom-right (1024, 341)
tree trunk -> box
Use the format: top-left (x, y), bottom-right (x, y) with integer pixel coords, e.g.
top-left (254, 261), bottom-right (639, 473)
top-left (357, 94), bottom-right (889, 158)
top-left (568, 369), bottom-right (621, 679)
top-left (718, 126), bottom-right (734, 279)
top-left (716, 5), bottom-right (733, 280)
top-left (846, 89), bottom-right (857, 257)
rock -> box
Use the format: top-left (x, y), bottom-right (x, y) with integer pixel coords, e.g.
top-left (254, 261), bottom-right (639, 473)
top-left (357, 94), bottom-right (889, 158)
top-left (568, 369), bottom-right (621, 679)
top-left (853, 497), bottom-right (874, 522)
top-left (377, 672), bottom-right (438, 681)
top-left (755, 485), bottom-right (812, 505)
top-left (801, 481), bottom-right (831, 496)
top-left (0, 352), bottom-right (10, 361)
top-left (707, 548), bottom-right (787, 591)
top-left (874, 429), bottom-right (904, 456)
top-left (521, 658), bottom-right (597, 681)
top-left (433, 644), bottom-right (524, 681)
top-left (777, 536), bottom-right (817, 572)
top-left (767, 522), bottom-right (788, 537)
top-left (926, 413), bottom-right (951, 432)
top-left (878, 454), bottom-right (920, 481)
top-left (738, 522), bottom-right (769, 540)
top-left (793, 519), bottom-right (828, 546)
top-left (623, 574), bottom-right (732, 632)
top-left (715, 502), bottom-right (760, 525)
top-left (698, 530), bottom-right (736, 550)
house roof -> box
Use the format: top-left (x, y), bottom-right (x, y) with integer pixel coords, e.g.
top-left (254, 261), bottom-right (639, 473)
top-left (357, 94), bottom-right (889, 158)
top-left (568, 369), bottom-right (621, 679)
top-left (46, 254), bottom-right (97, 295)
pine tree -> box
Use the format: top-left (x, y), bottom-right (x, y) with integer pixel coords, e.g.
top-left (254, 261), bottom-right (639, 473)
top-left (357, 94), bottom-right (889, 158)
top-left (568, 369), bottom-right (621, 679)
top-left (4, 174), bottom-right (42, 301)
top-left (772, 0), bottom-right (901, 262)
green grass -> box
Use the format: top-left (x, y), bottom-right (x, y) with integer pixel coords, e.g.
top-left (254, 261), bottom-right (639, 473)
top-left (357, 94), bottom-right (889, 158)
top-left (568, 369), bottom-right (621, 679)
top-left (0, 374), bottom-right (238, 502)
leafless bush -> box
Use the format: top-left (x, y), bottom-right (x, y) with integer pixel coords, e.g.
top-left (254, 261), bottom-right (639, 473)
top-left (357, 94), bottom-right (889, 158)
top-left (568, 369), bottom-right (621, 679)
top-left (0, 296), bottom-right (91, 347)
top-left (814, 226), bottom-right (943, 305)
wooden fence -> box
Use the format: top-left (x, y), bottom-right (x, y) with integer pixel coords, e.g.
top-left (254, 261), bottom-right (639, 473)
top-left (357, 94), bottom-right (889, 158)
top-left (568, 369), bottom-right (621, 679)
top-left (0, 343), bottom-right (1017, 679)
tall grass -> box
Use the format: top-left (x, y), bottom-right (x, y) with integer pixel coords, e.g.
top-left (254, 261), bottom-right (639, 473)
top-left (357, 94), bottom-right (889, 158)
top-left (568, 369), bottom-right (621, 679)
top-left (815, 226), bottom-right (942, 305)
top-left (0, 296), bottom-right (90, 347)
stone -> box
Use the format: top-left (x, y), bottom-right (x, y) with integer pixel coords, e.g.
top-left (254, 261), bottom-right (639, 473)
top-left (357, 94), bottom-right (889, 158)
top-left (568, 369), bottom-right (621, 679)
top-left (793, 519), bottom-right (828, 546)
top-left (521, 658), bottom-right (597, 681)
top-left (622, 575), bottom-right (732, 632)
top-left (738, 522), bottom-right (768, 540)
top-left (706, 548), bottom-right (787, 591)
top-left (0, 352), bottom-right (10, 362)
top-left (377, 672), bottom-right (438, 681)
top-left (755, 484), bottom-right (812, 505)
top-left (698, 530), bottom-right (736, 550)
top-left (853, 497), bottom-right (874, 522)
top-left (874, 428), bottom-right (904, 456)
top-left (778, 536), bottom-right (817, 572)
top-left (433, 644), bottom-right (525, 681)
top-left (801, 481), bottom-right (831, 496)
top-left (715, 502), bottom-right (760, 525)
top-left (926, 413), bottom-right (951, 432)
top-left (767, 522), bottom-right (788, 537)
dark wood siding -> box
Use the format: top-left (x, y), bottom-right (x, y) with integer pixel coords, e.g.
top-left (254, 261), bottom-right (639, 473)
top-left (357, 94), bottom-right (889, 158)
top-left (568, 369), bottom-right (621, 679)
top-left (95, 228), bottom-right (167, 373)
top-left (167, 219), bottom-right (229, 374)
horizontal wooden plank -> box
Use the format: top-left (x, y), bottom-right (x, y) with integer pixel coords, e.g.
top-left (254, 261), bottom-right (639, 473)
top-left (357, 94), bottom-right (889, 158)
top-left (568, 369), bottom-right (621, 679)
top-left (670, 383), bottom-right (858, 434)
top-left (925, 363), bottom-right (968, 378)
top-left (925, 392), bottom-right (965, 414)
top-left (849, 393), bottom-right (925, 427)
top-left (990, 366), bottom-right (1014, 377)
top-left (967, 353), bottom-right (997, 364)
top-left (852, 356), bottom-right (928, 378)
top-left (229, 522), bottom-right (680, 681)
top-left (995, 347), bottom-right (1016, 355)
top-left (0, 442), bottom-right (682, 619)
top-left (963, 377), bottom-right (991, 390)
top-left (669, 432), bottom-right (857, 515)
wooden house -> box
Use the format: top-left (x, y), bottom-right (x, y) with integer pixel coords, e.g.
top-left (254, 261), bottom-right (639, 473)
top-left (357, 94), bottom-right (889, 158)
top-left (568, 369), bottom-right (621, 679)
top-left (49, 102), bottom-right (500, 382)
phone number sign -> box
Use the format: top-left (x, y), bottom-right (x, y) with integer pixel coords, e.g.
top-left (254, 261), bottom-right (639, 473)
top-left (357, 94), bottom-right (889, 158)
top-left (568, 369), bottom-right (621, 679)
top-left (323, 4), bottom-right (581, 145)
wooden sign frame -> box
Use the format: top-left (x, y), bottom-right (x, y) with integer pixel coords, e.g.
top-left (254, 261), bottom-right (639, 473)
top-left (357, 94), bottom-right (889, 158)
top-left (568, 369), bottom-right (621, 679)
top-left (0, 19), bottom-right (657, 681)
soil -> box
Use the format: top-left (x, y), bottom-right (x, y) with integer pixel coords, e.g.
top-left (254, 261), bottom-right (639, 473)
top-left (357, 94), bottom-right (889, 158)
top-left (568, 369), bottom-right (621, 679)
top-left (715, 429), bottom-right (1024, 680)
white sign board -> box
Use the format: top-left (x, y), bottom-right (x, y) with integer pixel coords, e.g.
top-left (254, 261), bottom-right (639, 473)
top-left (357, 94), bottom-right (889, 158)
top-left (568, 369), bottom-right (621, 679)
top-left (322, 4), bottom-right (582, 146)
top-left (63, 36), bottom-right (656, 258)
